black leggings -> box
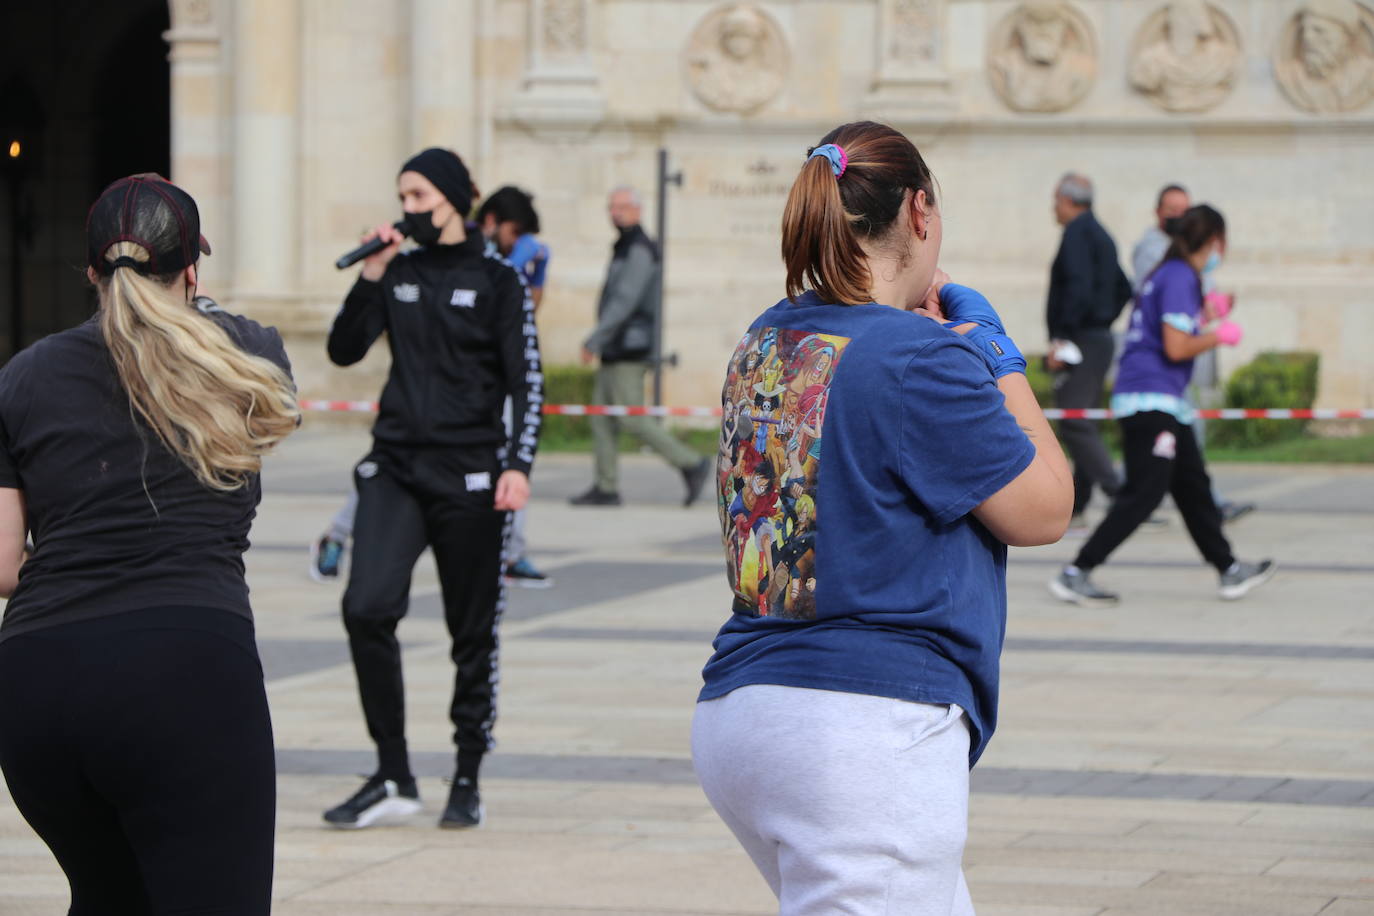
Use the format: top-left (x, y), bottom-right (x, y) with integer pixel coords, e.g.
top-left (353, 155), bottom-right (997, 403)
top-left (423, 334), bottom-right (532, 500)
top-left (0, 606), bottom-right (275, 915)
top-left (1074, 411), bottom-right (1235, 573)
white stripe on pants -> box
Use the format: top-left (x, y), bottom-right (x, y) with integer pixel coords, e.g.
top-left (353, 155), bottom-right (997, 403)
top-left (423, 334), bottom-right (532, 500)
top-left (692, 685), bottom-right (976, 916)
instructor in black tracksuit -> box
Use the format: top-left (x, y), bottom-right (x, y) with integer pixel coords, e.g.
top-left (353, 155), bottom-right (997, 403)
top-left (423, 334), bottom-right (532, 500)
top-left (323, 148), bottom-right (542, 830)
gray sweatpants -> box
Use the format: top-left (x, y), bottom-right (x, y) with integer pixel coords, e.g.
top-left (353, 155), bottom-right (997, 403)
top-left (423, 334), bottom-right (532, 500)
top-left (692, 685), bottom-right (976, 916)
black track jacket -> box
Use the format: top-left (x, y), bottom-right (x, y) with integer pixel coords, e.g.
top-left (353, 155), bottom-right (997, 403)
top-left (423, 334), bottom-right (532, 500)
top-left (328, 235), bottom-right (542, 476)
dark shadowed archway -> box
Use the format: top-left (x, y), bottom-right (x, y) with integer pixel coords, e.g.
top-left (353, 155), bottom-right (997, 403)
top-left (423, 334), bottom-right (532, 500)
top-left (0, 1), bottom-right (170, 359)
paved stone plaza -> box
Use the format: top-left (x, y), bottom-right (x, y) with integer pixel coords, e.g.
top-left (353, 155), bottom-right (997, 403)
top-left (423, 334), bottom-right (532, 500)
top-left (2, 426), bottom-right (1372, 915)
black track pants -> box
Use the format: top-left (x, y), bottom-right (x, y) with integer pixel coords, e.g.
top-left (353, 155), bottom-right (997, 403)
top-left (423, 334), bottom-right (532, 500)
top-left (0, 607), bottom-right (275, 915)
top-left (1075, 411), bottom-right (1235, 572)
top-left (341, 444), bottom-right (508, 780)
top-left (1053, 328), bottom-right (1122, 516)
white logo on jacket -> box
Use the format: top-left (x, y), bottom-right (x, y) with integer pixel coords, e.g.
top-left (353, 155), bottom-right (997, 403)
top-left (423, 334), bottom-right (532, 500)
top-left (464, 472), bottom-right (492, 492)
top-left (450, 289), bottom-right (477, 308)
top-left (393, 283), bottom-right (420, 303)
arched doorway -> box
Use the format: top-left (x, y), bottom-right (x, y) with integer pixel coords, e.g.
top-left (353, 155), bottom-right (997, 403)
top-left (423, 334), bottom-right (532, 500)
top-left (0, 1), bottom-right (171, 359)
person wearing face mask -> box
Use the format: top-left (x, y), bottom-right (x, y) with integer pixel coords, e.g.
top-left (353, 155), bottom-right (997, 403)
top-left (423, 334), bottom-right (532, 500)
top-left (1051, 205), bottom-right (1274, 607)
top-left (323, 148), bottom-right (543, 829)
top-left (693, 122), bottom-right (1073, 913)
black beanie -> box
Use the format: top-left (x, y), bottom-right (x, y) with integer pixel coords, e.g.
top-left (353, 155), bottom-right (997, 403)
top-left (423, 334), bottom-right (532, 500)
top-left (399, 148), bottom-right (473, 216)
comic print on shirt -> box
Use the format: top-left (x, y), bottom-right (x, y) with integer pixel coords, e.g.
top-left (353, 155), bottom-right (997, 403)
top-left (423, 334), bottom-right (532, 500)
top-left (717, 327), bottom-right (850, 620)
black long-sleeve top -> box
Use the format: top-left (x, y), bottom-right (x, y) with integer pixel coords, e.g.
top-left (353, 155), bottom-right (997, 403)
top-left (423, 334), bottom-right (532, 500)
top-left (1045, 210), bottom-right (1133, 340)
top-left (328, 234), bottom-right (542, 475)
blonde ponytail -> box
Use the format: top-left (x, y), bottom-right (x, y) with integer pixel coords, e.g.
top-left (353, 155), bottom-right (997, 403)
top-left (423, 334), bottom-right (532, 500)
top-left (99, 242), bottom-right (300, 490)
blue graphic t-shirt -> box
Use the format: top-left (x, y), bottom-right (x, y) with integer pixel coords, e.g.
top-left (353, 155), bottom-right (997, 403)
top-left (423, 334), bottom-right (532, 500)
top-left (701, 290), bottom-right (1037, 766)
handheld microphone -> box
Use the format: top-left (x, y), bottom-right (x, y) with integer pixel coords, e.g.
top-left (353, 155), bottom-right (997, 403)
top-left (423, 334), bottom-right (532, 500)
top-left (335, 221), bottom-right (408, 270)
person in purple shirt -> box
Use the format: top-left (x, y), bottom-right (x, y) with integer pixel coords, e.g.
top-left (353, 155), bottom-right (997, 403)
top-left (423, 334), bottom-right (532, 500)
top-left (1050, 205), bottom-right (1276, 606)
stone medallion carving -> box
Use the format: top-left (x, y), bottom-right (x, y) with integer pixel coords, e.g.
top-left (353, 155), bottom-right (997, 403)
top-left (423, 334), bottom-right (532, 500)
top-left (988, 1), bottom-right (1097, 113)
top-left (1129, 1), bottom-right (1241, 112)
top-left (686, 4), bottom-right (789, 114)
top-left (1274, 0), bottom-right (1374, 113)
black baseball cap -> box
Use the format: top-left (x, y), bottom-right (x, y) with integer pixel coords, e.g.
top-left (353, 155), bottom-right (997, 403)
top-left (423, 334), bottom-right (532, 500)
top-left (87, 173), bottom-right (212, 277)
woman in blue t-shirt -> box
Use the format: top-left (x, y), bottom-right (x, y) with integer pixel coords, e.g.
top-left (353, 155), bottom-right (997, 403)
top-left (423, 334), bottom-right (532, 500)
top-left (692, 121), bottom-right (1074, 914)
top-left (1050, 205), bottom-right (1275, 607)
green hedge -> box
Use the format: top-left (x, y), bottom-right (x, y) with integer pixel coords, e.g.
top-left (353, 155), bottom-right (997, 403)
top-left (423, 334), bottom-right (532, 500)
top-left (541, 364), bottom-right (596, 448)
top-left (1208, 351), bottom-right (1320, 449)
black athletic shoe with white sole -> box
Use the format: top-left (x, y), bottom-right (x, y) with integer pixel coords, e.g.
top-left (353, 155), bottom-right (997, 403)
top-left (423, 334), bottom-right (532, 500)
top-left (323, 774), bottom-right (423, 829)
top-left (439, 777), bottom-right (484, 829)
top-left (1218, 559), bottom-right (1275, 600)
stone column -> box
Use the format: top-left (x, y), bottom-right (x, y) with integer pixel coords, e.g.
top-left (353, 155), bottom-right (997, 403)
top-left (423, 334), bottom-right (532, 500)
top-left (165, 0), bottom-right (228, 289)
top-left (230, 0), bottom-right (301, 316)
top-left (410, 0), bottom-right (479, 155)
top-left (864, 0), bottom-right (952, 115)
top-left (507, 0), bottom-right (605, 129)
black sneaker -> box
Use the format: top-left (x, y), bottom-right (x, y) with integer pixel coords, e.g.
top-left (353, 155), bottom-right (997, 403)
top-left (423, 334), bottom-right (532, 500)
top-left (504, 557), bottom-right (553, 589)
top-left (309, 534), bottom-right (346, 583)
top-left (323, 774), bottom-right (422, 829)
top-left (439, 777), bottom-right (483, 829)
top-left (681, 457), bottom-right (711, 508)
top-left (1048, 567), bottom-right (1120, 607)
top-left (1219, 559), bottom-right (1275, 600)
top-left (569, 487), bottom-right (622, 507)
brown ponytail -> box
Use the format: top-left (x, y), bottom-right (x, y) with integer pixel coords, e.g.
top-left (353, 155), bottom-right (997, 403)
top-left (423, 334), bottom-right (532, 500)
top-left (781, 121), bottom-right (937, 305)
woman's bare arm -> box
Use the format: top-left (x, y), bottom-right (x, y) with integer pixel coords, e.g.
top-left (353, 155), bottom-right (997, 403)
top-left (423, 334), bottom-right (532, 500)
top-left (971, 374), bottom-right (1074, 547)
top-left (0, 488), bottom-right (28, 597)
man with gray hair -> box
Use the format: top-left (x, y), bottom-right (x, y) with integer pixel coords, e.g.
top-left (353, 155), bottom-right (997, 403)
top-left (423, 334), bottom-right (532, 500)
top-left (1046, 172), bottom-right (1133, 527)
top-left (570, 186), bottom-right (710, 507)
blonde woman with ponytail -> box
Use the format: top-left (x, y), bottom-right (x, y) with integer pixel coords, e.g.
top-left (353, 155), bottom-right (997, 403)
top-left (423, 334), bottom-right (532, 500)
top-left (692, 123), bottom-right (1073, 914)
top-left (0, 174), bottom-right (296, 913)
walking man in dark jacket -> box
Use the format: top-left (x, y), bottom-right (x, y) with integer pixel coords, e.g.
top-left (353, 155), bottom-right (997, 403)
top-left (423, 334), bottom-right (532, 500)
top-left (1046, 173), bottom-right (1133, 525)
top-left (571, 186), bottom-right (709, 507)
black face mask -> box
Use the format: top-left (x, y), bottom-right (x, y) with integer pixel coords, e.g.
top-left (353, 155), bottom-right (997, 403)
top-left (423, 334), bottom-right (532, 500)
top-left (403, 209), bottom-right (444, 246)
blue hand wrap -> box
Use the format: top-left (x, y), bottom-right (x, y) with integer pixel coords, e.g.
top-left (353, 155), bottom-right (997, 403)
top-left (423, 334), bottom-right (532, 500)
top-left (938, 283), bottom-right (1028, 379)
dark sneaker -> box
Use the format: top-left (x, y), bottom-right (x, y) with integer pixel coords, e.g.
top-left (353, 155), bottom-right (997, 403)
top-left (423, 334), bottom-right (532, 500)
top-left (569, 487), bottom-right (621, 507)
top-left (439, 777), bottom-right (484, 829)
top-left (1048, 567), bottom-right (1120, 607)
top-left (323, 775), bottom-right (422, 829)
top-left (1220, 501), bottom-right (1256, 524)
top-left (504, 556), bottom-right (552, 589)
top-left (681, 457), bottom-right (711, 508)
top-left (1219, 559), bottom-right (1275, 601)
top-left (310, 534), bottom-right (346, 583)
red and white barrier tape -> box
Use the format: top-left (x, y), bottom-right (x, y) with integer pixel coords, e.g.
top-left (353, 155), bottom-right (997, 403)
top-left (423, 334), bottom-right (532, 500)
top-left (298, 400), bottom-right (1374, 421)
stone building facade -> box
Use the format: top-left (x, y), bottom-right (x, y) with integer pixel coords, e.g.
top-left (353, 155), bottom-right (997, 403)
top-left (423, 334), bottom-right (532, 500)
top-left (162, 0), bottom-right (1374, 410)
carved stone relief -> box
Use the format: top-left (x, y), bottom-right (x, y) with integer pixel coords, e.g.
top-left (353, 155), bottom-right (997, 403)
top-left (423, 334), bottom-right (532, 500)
top-left (886, 0), bottom-right (940, 68)
top-left (1129, 1), bottom-right (1241, 112)
top-left (686, 5), bottom-right (789, 114)
top-left (171, 0), bottom-right (216, 27)
top-left (987, 1), bottom-right (1096, 113)
top-left (1274, 0), bottom-right (1374, 113)
top-left (542, 0), bottom-right (587, 58)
